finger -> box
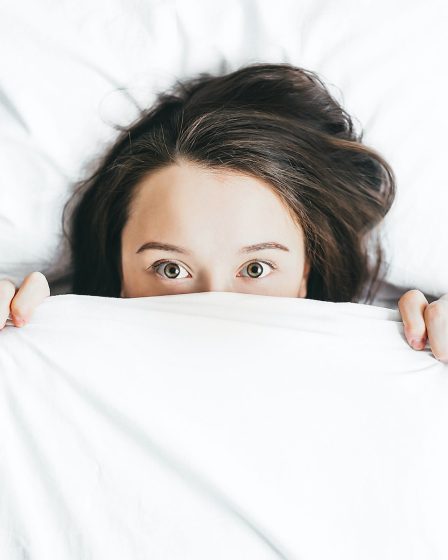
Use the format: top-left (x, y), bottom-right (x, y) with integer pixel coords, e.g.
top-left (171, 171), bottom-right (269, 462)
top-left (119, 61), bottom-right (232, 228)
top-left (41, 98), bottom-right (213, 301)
top-left (424, 299), bottom-right (448, 363)
top-left (398, 289), bottom-right (429, 350)
top-left (0, 280), bottom-right (18, 330)
top-left (9, 271), bottom-right (50, 327)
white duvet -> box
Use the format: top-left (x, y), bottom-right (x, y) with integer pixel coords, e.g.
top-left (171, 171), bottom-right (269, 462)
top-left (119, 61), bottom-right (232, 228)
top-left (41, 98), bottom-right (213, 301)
top-left (1, 292), bottom-right (447, 559)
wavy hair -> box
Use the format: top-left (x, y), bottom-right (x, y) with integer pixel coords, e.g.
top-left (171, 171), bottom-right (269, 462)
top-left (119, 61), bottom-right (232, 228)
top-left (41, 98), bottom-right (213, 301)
top-left (61, 62), bottom-right (396, 303)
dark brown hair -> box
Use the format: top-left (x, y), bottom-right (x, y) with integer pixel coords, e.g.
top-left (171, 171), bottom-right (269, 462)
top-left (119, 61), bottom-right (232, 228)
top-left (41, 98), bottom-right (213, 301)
top-left (61, 62), bottom-right (396, 303)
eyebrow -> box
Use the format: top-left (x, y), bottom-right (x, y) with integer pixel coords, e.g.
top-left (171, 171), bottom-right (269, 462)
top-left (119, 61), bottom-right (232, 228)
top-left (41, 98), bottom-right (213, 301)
top-left (136, 241), bottom-right (290, 255)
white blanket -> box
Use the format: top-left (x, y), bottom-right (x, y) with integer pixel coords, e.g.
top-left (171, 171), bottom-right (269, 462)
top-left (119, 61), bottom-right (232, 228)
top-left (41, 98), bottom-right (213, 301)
top-left (1, 292), bottom-right (447, 559)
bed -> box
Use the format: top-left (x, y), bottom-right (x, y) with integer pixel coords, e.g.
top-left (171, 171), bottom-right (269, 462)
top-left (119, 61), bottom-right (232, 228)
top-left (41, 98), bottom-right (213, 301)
top-left (1, 0), bottom-right (448, 558)
top-left (1, 292), bottom-right (447, 559)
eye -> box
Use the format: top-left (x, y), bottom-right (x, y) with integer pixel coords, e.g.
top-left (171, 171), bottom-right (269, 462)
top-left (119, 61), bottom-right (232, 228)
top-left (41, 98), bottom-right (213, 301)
top-left (147, 259), bottom-right (276, 281)
top-left (239, 260), bottom-right (276, 279)
top-left (149, 260), bottom-right (190, 280)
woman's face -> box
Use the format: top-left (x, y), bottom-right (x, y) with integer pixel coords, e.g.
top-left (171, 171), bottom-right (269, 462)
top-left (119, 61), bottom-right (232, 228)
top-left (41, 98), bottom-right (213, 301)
top-left (120, 159), bottom-right (310, 298)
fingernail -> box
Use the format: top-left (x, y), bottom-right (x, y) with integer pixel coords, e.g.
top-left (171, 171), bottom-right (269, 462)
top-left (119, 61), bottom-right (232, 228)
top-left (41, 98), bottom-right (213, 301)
top-left (12, 314), bottom-right (26, 327)
top-left (411, 338), bottom-right (425, 349)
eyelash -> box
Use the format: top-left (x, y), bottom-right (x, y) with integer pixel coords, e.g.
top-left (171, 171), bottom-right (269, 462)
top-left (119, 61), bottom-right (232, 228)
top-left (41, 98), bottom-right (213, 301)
top-left (147, 259), bottom-right (277, 280)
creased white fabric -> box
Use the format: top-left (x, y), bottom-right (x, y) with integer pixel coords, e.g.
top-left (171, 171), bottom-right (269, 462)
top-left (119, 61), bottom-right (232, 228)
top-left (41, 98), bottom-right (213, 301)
top-left (1, 292), bottom-right (447, 559)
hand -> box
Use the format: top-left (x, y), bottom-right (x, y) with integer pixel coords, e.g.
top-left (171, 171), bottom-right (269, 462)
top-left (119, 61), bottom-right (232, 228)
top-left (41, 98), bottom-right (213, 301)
top-left (398, 289), bottom-right (448, 363)
top-left (0, 271), bottom-right (50, 330)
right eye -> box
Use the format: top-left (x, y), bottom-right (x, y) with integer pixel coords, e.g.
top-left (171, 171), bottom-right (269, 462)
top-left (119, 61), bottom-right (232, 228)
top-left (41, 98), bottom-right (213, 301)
top-left (148, 260), bottom-right (190, 281)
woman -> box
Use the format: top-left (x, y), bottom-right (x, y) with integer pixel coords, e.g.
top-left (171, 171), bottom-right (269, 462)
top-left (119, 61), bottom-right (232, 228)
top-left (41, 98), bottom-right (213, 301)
top-left (1, 62), bottom-right (447, 360)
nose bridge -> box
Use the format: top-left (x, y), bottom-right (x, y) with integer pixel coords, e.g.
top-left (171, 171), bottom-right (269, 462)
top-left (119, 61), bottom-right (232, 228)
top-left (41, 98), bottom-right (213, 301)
top-left (196, 267), bottom-right (235, 293)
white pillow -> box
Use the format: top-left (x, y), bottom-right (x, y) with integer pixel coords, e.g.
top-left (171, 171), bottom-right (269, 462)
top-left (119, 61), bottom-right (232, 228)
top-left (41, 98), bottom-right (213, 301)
top-left (1, 291), bottom-right (447, 558)
top-left (1, 0), bottom-right (447, 296)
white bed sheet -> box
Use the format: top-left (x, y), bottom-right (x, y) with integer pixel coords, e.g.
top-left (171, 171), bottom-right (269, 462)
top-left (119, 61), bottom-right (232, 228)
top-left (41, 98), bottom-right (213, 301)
top-left (1, 292), bottom-right (447, 559)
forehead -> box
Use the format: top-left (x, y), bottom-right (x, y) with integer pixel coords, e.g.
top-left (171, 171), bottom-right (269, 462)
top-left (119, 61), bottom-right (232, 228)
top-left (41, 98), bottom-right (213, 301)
top-left (125, 160), bottom-right (303, 247)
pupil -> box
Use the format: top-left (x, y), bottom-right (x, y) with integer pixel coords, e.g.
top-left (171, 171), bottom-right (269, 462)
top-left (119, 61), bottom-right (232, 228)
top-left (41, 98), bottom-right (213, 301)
top-left (163, 263), bottom-right (263, 279)
top-left (165, 263), bottom-right (179, 278)
top-left (249, 263), bottom-right (262, 278)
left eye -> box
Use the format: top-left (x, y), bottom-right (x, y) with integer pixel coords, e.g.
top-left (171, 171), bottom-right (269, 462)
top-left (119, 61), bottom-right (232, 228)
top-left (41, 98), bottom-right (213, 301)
top-left (239, 261), bottom-right (276, 279)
